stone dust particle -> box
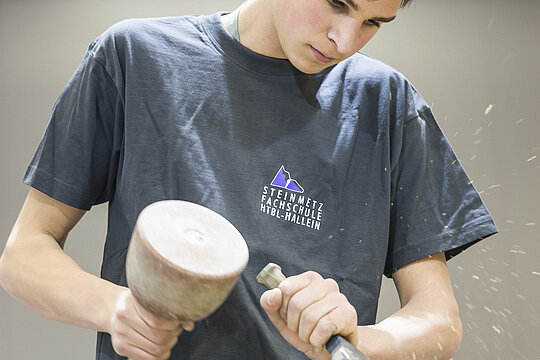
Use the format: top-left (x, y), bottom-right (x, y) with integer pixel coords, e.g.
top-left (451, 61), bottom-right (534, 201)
top-left (527, 155), bottom-right (537, 162)
top-left (472, 274), bottom-right (480, 280)
top-left (492, 325), bottom-right (502, 334)
top-left (509, 250), bottom-right (527, 254)
top-left (484, 104), bottom-right (494, 115)
top-left (488, 184), bottom-right (501, 189)
top-left (532, 271), bottom-right (540, 276)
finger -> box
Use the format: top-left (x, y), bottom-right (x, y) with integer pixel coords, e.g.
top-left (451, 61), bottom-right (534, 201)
top-left (261, 289), bottom-right (321, 357)
top-left (127, 304), bottom-right (183, 353)
top-left (279, 271), bottom-right (322, 321)
top-left (285, 283), bottom-right (328, 335)
top-left (125, 325), bottom-right (176, 358)
top-left (260, 288), bottom-right (282, 313)
top-left (181, 321), bottom-right (195, 332)
top-left (297, 297), bottom-right (338, 344)
top-left (132, 298), bottom-right (182, 332)
top-left (308, 303), bottom-right (358, 351)
top-left (115, 337), bottom-right (170, 360)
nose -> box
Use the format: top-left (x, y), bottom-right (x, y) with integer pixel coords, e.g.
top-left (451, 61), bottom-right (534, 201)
top-left (327, 17), bottom-right (362, 56)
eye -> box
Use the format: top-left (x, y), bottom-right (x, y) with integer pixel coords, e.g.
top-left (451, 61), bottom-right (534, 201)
top-left (329, 0), bottom-right (347, 9)
top-left (365, 19), bottom-right (381, 28)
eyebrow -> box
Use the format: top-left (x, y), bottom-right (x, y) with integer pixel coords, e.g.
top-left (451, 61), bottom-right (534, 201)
top-left (342, 0), bottom-right (397, 23)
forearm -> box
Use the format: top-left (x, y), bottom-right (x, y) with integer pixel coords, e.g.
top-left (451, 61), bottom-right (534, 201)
top-left (0, 230), bottom-right (123, 333)
top-left (355, 294), bottom-right (463, 360)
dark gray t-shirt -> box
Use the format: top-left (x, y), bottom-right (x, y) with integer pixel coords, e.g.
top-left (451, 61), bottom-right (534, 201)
top-left (24, 12), bottom-right (497, 360)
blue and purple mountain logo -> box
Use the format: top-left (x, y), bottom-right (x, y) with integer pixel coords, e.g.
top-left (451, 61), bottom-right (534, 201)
top-left (270, 166), bottom-right (304, 193)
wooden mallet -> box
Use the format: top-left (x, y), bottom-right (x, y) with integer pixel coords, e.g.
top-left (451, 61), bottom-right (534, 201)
top-left (125, 200), bottom-right (249, 353)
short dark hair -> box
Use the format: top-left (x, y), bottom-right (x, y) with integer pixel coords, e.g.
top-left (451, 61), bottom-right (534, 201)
top-left (401, 0), bottom-right (413, 7)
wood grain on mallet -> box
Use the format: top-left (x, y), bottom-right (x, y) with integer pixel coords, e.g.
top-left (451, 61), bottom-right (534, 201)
top-left (126, 200), bottom-right (249, 322)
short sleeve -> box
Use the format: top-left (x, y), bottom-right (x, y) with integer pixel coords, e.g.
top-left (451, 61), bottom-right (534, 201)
top-left (23, 46), bottom-right (124, 210)
top-left (384, 106), bottom-right (498, 277)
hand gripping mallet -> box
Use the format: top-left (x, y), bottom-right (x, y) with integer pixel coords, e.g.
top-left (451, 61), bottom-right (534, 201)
top-left (125, 200), bottom-right (249, 358)
top-left (257, 263), bottom-right (370, 360)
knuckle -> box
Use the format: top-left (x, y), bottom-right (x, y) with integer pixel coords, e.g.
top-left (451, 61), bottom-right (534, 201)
top-left (319, 317), bottom-right (338, 335)
top-left (146, 316), bottom-right (159, 328)
top-left (152, 343), bottom-right (168, 357)
top-left (305, 270), bottom-right (322, 280)
top-left (309, 322), bottom-right (334, 349)
top-left (279, 281), bottom-right (293, 297)
top-left (346, 302), bottom-right (358, 317)
top-left (116, 305), bottom-right (129, 321)
top-left (300, 309), bottom-right (319, 328)
top-left (112, 321), bottom-right (127, 338)
top-left (113, 342), bottom-right (128, 356)
top-left (152, 331), bottom-right (169, 344)
top-left (309, 333), bottom-right (326, 351)
top-left (287, 296), bottom-right (304, 314)
top-left (331, 291), bottom-right (348, 304)
top-left (323, 277), bottom-right (339, 291)
top-left (157, 351), bottom-right (172, 360)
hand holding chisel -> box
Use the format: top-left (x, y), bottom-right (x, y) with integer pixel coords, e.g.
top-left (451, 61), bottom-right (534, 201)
top-left (257, 263), bottom-right (370, 360)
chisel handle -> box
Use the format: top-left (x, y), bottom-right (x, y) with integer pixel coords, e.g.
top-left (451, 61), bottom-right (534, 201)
top-left (257, 263), bottom-right (370, 360)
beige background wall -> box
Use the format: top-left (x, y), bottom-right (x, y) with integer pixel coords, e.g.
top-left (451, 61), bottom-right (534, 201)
top-left (1, 0), bottom-right (538, 359)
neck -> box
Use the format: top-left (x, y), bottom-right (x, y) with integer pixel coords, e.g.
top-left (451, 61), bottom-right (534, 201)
top-left (223, 0), bottom-right (286, 59)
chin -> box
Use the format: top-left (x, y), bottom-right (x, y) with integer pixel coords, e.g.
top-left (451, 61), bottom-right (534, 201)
top-left (289, 58), bottom-right (328, 74)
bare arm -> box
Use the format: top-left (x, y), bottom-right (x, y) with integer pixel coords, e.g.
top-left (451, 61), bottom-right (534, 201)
top-left (259, 252), bottom-right (462, 360)
top-left (0, 188), bottom-right (192, 360)
top-left (0, 187), bottom-right (122, 331)
top-left (355, 252), bottom-right (463, 360)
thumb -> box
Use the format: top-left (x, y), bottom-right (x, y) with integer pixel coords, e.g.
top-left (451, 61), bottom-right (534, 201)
top-left (260, 288), bottom-right (282, 312)
top-left (181, 321), bottom-right (195, 332)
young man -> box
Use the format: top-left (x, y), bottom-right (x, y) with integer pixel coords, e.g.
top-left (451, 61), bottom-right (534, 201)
top-left (0, 0), bottom-right (497, 359)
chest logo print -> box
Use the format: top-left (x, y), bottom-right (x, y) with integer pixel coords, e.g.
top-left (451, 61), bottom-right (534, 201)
top-left (270, 166), bottom-right (304, 193)
top-left (260, 165), bottom-right (323, 231)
